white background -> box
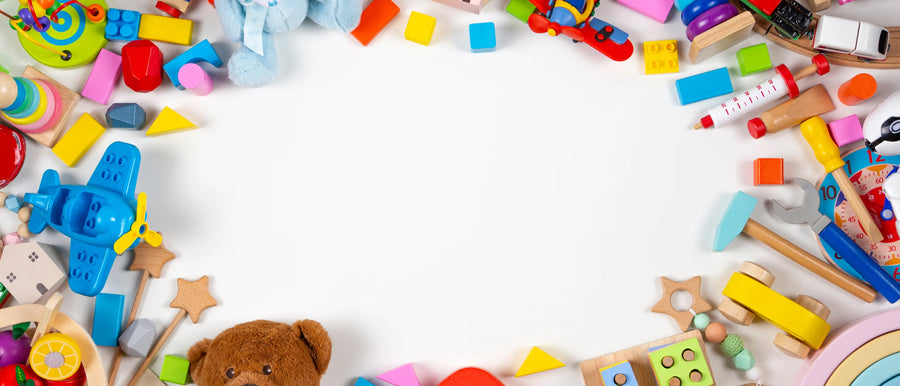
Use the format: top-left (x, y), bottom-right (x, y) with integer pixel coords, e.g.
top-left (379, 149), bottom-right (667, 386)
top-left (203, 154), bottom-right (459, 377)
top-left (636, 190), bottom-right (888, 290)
top-left (2, 0), bottom-right (900, 385)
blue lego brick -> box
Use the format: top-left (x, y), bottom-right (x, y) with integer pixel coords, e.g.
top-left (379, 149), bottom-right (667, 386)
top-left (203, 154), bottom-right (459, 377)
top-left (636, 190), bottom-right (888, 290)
top-left (4, 195), bottom-right (23, 213)
top-left (600, 361), bottom-right (639, 386)
top-left (105, 9), bottom-right (141, 41)
top-left (469, 22), bottom-right (496, 53)
top-left (92, 293), bottom-right (125, 347)
top-left (675, 67), bottom-right (732, 105)
top-left (163, 40), bottom-right (223, 89)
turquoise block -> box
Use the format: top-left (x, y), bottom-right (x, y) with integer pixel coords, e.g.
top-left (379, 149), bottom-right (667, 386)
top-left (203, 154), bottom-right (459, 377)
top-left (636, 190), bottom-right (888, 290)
top-left (92, 293), bottom-right (125, 347)
top-left (714, 191), bottom-right (757, 251)
top-left (675, 67), bottom-right (733, 105)
top-left (850, 351), bottom-right (900, 386)
top-left (469, 22), bottom-right (496, 53)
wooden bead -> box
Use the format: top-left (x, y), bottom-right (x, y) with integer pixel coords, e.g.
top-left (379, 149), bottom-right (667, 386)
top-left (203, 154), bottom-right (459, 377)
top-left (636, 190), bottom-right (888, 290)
top-left (705, 322), bottom-right (727, 343)
top-left (18, 206), bottom-right (31, 222)
top-left (739, 261), bottom-right (775, 287)
top-left (16, 223), bottom-right (33, 239)
top-left (0, 192), bottom-right (7, 205)
top-left (774, 332), bottom-right (811, 358)
top-left (718, 298), bottom-right (755, 326)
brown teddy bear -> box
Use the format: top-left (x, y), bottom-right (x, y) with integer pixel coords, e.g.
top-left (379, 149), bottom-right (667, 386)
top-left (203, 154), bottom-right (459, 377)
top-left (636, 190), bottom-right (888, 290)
top-left (188, 320), bottom-right (332, 386)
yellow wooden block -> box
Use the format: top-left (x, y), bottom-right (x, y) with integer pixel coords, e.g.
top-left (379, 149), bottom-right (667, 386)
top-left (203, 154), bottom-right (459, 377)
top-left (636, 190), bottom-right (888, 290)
top-left (722, 273), bottom-right (830, 349)
top-left (138, 15), bottom-right (193, 46)
top-left (404, 11), bottom-right (436, 46)
top-left (146, 107), bottom-right (197, 136)
top-left (515, 346), bottom-right (565, 377)
top-left (52, 113), bottom-right (105, 167)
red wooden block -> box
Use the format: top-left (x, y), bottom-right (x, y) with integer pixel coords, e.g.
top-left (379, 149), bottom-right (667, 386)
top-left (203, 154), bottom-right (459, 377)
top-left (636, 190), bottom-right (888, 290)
top-left (122, 40), bottom-right (164, 93)
top-left (351, 0), bottom-right (400, 46)
top-left (754, 158), bottom-right (784, 185)
top-left (438, 368), bottom-right (504, 386)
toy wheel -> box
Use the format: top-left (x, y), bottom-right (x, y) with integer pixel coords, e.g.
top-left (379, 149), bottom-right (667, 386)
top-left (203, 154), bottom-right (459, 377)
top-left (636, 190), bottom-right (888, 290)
top-left (29, 332), bottom-right (82, 381)
top-left (796, 295), bottom-right (831, 320)
top-left (774, 332), bottom-right (811, 359)
top-left (739, 262), bottom-right (775, 287)
top-left (718, 298), bottom-right (755, 326)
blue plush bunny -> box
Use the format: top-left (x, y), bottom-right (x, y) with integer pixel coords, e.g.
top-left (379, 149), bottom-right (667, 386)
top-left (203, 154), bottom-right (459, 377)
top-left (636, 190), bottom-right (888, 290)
top-left (215, 0), bottom-right (362, 87)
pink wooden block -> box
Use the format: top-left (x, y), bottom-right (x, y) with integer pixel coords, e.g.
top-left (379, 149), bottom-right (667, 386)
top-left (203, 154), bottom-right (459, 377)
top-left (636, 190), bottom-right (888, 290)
top-left (377, 364), bottom-right (421, 386)
top-left (177, 63), bottom-right (213, 96)
top-left (81, 49), bottom-right (122, 105)
top-left (828, 115), bottom-right (864, 146)
top-left (793, 308), bottom-right (900, 385)
top-left (616, 0), bottom-right (674, 23)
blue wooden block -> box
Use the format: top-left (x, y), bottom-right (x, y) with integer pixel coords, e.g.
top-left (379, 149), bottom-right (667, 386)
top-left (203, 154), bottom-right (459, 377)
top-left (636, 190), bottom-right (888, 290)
top-left (353, 378), bottom-right (376, 386)
top-left (163, 40), bottom-right (223, 89)
top-left (850, 350), bottom-right (900, 386)
top-left (469, 22), bottom-right (496, 53)
top-left (600, 361), bottom-right (639, 386)
top-left (105, 9), bottom-right (141, 41)
top-left (713, 191), bottom-right (757, 251)
top-left (106, 103), bottom-right (147, 129)
top-left (92, 293), bottom-right (125, 347)
top-left (675, 67), bottom-right (733, 105)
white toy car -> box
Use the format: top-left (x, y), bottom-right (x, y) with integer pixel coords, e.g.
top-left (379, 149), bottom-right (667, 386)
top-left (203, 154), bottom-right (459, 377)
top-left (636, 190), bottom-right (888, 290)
top-left (813, 15), bottom-right (889, 61)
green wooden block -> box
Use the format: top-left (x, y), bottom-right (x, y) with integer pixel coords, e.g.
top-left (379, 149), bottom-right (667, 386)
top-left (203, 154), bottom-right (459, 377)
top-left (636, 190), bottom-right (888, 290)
top-left (648, 338), bottom-right (714, 386)
top-left (506, 0), bottom-right (536, 24)
top-left (736, 43), bottom-right (772, 76)
top-left (159, 355), bottom-right (191, 384)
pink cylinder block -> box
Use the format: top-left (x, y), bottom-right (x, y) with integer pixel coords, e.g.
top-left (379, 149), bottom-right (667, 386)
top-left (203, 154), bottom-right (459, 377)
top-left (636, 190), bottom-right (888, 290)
top-left (178, 63), bottom-right (213, 96)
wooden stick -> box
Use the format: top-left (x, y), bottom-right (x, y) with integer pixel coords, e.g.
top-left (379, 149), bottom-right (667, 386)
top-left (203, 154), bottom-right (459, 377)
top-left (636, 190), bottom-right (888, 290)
top-left (744, 219), bottom-right (878, 303)
top-left (832, 168), bottom-right (885, 242)
top-left (109, 272), bottom-right (149, 385)
top-left (126, 310), bottom-right (186, 386)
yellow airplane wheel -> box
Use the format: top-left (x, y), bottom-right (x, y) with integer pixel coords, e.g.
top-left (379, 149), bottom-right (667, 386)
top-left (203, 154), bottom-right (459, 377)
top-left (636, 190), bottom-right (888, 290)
top-left (29, 333), bottom-right (82, 381)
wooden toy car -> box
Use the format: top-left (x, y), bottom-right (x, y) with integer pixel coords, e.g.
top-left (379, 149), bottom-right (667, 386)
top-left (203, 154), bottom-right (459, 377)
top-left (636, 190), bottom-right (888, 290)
top-left (719, 262), bottom-right (831, 358)
top-left (814, 15), bottom-right (890, 61)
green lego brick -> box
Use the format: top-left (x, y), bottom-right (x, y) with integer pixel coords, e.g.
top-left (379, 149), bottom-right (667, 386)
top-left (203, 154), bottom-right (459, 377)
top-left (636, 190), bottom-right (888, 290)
top-left (506, 0), bottom-right (536, 24)
top-left (737, 43), bottom-right (772, 76)
top-left (648, 338), bottom-right (714, 386)
top-left (159, 355), bottom-right (191, 384)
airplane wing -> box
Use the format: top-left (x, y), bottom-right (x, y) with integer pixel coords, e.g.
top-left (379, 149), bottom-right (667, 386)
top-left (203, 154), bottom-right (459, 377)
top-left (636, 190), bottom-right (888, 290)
top-left (67, 239), bottom-right (118, 297)
top-left (576, 20), bottom-right (634, 62)
top-left (87, 142), bottom-right (142, 200)
top-left (527, 0), bottom-right (552, 16)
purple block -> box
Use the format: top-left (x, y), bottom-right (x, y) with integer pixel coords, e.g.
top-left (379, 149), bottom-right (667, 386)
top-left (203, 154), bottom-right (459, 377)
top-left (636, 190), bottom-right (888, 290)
top-left (828, 115), bottom-right (864, 146)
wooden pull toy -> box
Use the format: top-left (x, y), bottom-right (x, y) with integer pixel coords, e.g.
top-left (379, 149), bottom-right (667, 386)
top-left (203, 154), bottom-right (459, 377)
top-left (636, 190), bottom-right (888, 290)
top-left (801, 116), bottom-right (885, 243)
top-left (127, 275), bottom-right (217, 386)
top-left (714, 191), bottom-right (878, 303)
top-left (108, 241), bottom-right (176, 386)
top-left (747, 84), bottom-right (835, 137)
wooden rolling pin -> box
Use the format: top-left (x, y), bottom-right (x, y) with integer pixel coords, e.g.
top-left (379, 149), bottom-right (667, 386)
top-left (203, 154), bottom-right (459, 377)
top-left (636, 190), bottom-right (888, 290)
top-left (747, 84), bottom-right (835, 136)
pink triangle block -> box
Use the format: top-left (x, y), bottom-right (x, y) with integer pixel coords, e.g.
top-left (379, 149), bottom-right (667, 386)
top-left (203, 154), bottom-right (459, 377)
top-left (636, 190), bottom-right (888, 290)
top-left (377, 364), bottom-right (421, 386)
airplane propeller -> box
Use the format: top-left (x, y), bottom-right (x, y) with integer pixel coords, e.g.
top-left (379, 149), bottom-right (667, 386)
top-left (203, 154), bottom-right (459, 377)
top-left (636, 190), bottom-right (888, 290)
top-left (527, 13), bottom-right (582, 38)
top-left (114, 192), bottom-right (162, 254)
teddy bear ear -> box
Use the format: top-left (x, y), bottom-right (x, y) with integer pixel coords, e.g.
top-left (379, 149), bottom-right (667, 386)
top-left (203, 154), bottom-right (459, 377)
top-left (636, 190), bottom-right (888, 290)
top-left (187, 338), bottom-right (213, 377)
top-left (293, 320), bottom-right (333, 375)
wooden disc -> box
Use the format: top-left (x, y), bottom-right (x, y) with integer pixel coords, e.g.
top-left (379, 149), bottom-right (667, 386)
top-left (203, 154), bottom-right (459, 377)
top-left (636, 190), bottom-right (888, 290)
top-left (718, 298), bottom-right (755, 326)
top-left (690, 370), bottom-right (703, 382)
top-left (796, 295), bottom-right (831, 320)
top-left (739, 261), bottom-right (775, 287)
top-left (682, 349), bottom-right (695, 361)
top-left (669, 377), bottom-right (682, 386)
top-left (613, 373), bottom-right (627, 386)
top-left (661, 356), bottom-right (675, 368)
top-left (774, 332), bottom-right (812, 358)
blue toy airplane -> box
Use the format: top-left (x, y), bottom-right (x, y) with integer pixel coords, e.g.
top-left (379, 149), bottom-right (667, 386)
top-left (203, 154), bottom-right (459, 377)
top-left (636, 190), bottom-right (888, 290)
top-left (24, 142), bottom-right (162, 296)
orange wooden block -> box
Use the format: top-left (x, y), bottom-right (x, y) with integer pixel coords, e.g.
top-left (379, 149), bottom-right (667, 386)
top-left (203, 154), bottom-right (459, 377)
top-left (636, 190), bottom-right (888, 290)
top-left (754, 158), bottom-right (784, 185)
top-left (837, 73), bottom-right (877, 106)
top-left (351, 0), bottom-right (400, 46)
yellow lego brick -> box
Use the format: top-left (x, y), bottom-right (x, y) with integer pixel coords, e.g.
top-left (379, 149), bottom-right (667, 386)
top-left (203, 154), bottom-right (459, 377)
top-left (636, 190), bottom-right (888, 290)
top-left (722, 272), bottom-right (831, 348)
top-left (52, 113), bottom-right (105, 167)
top-left (644, 40), bottom-right (679, 75)
top-left (404, 11), bottom-right (436, 46)
top-left (138, 15), bottom-right (193, 46)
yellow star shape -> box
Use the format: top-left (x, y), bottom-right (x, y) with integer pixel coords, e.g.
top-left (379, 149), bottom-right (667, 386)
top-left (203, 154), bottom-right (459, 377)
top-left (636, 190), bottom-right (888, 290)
top-left (130, 240), bottom-right (175, 278)
top-left (170, 276), bottom-right (218, 323)
top-left (650, 276), bottom-right (713, 332)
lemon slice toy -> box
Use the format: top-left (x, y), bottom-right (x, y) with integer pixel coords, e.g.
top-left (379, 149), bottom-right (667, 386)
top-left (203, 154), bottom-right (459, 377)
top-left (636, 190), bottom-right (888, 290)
top-left (29, 332), bottom-right (82, 381)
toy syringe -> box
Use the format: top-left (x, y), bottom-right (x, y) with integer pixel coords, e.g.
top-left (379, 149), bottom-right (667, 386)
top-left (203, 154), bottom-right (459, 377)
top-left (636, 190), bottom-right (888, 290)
top-left (693, 54), bottom-right (829, 131)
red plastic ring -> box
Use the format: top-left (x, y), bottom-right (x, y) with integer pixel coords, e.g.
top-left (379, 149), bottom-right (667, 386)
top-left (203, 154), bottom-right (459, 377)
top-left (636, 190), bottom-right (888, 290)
top-left (812, 54), bottom-right (830, 75)
top-left (155, 1), bottom-right (182, 18)
top-left (775, 64), bottom-right (800, 99)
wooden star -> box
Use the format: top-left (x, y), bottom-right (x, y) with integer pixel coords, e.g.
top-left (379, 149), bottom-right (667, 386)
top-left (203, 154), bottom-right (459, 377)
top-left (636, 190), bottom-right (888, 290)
top-left (130, 240), bottom-right (175, 278)
top-left (650, 276), bottom-right (713, 332)
top-left (170, 276), bottom-right (217, 323)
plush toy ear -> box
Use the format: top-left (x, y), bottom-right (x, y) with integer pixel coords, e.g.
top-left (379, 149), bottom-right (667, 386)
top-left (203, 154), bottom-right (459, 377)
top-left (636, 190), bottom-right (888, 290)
top-left (293, 320), bottom-right (332, 375)
top-left (187, 338), bottom-right (213, 380)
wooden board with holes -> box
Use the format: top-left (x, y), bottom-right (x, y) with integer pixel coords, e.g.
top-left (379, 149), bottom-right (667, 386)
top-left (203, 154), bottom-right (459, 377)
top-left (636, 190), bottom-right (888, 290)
top-left (728, 0), bottom-right (900, 69)
top-left (21, 66), bottom-right (79, 147)
top-left (580, 329), bottom-right (715, 386)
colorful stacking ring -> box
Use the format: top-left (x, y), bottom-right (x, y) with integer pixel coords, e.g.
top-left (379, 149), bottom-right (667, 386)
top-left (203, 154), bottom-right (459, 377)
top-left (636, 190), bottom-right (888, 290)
top-left (681, 0), bottom-right (729, 25)
top-left (15, 80), bottom-right (59, 133)
top-left (686, 3), bottom-right (739, 41)
top-left (3, 80), bottom-right (47, 125)
top-left (3, 78), bottom-right (37, 116)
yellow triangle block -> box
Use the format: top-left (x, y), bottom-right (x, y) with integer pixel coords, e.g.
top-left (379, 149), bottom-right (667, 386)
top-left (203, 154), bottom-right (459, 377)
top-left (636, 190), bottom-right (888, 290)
top-left (515, 347), bottom-right (565, 377)
top-left (146, 107), bottom-right (196, 136)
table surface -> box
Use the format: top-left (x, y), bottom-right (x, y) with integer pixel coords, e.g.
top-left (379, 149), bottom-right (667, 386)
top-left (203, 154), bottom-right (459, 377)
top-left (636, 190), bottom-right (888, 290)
top-left (2, 1), bottom-right (900, 385)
